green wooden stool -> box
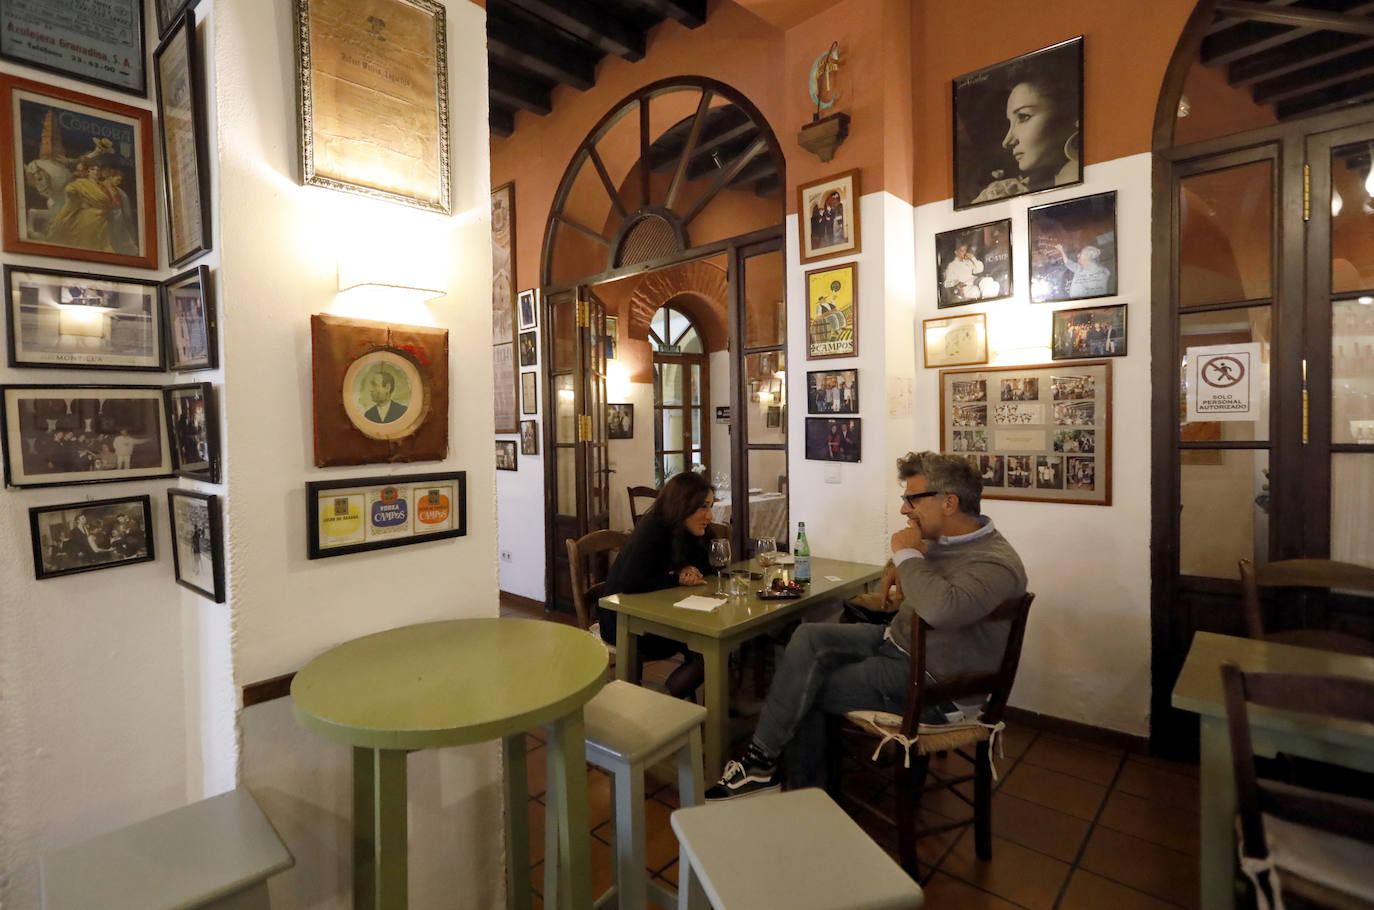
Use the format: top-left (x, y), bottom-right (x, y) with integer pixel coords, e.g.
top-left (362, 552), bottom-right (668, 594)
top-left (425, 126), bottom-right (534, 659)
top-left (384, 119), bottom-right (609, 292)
top-left (544, 680), bottom-right (707, 910)
top-left (671, 788), bottom-right (923, 910)
top-left (40, 788), bottom-right (293, 910)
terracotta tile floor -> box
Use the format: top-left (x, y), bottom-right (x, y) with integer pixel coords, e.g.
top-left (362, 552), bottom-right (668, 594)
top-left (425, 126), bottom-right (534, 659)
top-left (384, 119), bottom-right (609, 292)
top-left (500, 595), bottom-right (1201, 909)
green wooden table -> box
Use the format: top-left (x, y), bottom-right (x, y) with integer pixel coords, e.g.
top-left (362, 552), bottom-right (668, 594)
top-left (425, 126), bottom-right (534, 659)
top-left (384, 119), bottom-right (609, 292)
top-left (1171, 631), bottom-right (1374, 910)
top-left (600, 556), bottom-right (883, 778)
top-left (291, 618), bottom-right (607, 910)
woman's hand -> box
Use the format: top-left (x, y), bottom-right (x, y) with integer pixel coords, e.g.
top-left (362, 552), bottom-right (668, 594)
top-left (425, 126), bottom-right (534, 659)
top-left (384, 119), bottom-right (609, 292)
top-left (678, 566), bottom-right (705, 586)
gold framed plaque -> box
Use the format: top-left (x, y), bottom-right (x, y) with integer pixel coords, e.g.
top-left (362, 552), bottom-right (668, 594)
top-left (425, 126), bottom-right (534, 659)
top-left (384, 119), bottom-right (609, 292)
top-left (295, 0), bottom-right (451, 213)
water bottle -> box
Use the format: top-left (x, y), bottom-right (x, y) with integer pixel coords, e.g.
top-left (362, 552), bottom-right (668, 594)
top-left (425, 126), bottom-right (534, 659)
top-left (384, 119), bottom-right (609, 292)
top-left (794, 521), bottom-right (811, 583)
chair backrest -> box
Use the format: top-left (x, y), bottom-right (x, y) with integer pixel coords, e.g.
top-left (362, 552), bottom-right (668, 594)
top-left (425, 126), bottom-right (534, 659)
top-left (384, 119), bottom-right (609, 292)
top-left (708, 522), bottom-right (730, 541)
top-left (1220, 663), bottom-right (1374, 862)
top-left (1239, 557), bottom-right (1374, 640)
top-left (565, 529), bottom-right (629, 631)
top-left (627, 485), bottom-right (658, 526)
top-left (899, 592), bottom-right (1035, 737)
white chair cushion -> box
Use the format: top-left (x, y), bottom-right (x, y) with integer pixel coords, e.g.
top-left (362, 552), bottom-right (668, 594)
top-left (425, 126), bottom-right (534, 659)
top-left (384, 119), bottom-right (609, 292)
top-left (1264, 813), bottom-right (1374, 903)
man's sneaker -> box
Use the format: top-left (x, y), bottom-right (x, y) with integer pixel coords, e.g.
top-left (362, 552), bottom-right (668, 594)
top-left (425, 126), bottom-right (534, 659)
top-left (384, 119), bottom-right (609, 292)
top-left (704, 757), bottom-right (781, 800)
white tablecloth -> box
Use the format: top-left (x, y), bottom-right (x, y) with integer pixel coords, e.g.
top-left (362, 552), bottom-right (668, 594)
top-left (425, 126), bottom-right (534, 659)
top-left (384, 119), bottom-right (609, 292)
top-left (712, 491), bottom-right (788, 542)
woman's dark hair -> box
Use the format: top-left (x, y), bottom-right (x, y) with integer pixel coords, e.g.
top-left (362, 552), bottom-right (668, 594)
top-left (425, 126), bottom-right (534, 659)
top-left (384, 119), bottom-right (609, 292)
top-left (646, 471), bottom-right (713, 529)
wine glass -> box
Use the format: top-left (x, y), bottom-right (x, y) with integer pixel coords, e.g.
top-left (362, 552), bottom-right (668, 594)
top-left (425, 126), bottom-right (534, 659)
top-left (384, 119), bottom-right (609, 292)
top-left (755, 536), bottom-right (778, 586)
top-left (708, 538), bottom-right (731, 595)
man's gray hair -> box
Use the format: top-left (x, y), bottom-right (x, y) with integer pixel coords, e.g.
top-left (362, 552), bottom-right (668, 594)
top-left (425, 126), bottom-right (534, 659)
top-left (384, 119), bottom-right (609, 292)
top-left (895, 451), bottom-right (982, 516)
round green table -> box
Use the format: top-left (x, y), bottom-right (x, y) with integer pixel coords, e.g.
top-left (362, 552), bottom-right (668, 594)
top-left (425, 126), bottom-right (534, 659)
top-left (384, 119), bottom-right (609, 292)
top-left (291, 618), bottom-right (608, 910)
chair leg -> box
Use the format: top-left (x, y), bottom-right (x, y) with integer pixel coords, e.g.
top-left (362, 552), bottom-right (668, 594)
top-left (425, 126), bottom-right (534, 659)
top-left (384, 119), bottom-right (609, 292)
top-left (895, 755), bottom-right (931, 878)
top-left (974, 740), bottom-right (992, 861)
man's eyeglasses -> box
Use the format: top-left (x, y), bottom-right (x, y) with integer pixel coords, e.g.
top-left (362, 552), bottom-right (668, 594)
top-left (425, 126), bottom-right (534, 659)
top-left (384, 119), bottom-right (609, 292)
top-left (900, 491), bottom-right (944, 507)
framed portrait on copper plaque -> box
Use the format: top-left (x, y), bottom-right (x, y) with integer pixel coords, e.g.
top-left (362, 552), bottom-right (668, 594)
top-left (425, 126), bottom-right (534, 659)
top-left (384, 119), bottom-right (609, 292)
top-left (295, 0), bottom-right (451, 213)
top-left (310, 314), bottom-right (449, 467)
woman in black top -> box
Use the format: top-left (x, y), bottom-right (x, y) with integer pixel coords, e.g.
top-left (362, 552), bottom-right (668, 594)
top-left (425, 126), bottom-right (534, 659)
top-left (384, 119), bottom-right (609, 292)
top-left (602, 471), bottom-right (714, 697)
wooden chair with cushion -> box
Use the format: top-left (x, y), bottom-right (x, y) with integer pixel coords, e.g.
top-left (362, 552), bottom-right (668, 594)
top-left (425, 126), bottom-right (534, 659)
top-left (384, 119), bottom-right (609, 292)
top-left (627, 485), bottom-right (658, 527)
top-left (1239, 558), bottom-right (1374, 658)
top-left (1221, 664), bottom-right (1374, 910)
top-left (566, 529), bottom-right (628, 640)
top-left (826, 592), bottom-right (1035, 877)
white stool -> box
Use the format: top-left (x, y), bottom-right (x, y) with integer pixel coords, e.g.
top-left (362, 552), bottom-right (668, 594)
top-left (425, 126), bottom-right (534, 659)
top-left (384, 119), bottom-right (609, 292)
top-left (671, 788), bottom-right (924, 910)
top-left (544, 680), bottom-right (707, 910)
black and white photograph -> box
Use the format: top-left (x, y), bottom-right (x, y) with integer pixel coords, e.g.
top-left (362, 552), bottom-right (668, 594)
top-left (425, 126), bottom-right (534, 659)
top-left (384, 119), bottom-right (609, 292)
top-left (168, 488), bottom-right (224, 602)
top-left (952, 380), bottom-right (987, 402)
top-left (806, 369), bottom-right (858, 414)
top-left (805, 417), bottom-right (862, 462)
top-left (4, 266), bottom-right (163, 370)
top-left (166, 382), bottom-right (218, 482)
top-left (1006, 455), bottom-right (1033, 488)
top-left (1067, 455), bottom-right (1096, 491)
top-left (517, 288), bottom-right (537, 331)
top-left (978, 454), bottom-right (1004, 486)
top-left (607, 403), bottom-right (634, 439)
top-left (1000, 377), bottom-right (1040, 401)
top-left (1054, 429), bottom-right (1096, 453)
top-left (1036, 454), bottom-right (1064, 489)
top-left (1054, 400), bottom-right (1095, 426)
top-left (29, 495), bottom-right (153, 580)
top-left (518, 330), bottom-right (536, 366)
top-left (1, 385), bottom-right (172, 488)
top-left (1029, 192), bottom-right (1118, 303)
top-left (1052, 374), bottom-right (1096, 400)
top-left (953, 37), bottom-right (1084, 210)
top-left (952, 429), bottom-right (988, 452)
top-left (1052, 304), bottom-right (1127, 359)
top-left (519, 419), bottom-right (538, 455)
top-left (935, 219), bottom-right (1012, 307)
top-left (495, 439), bottom-right (517, 470)
top-left (953, 403), bottom-right (988, 427)
top-left (163, 265), bottom-right (216, 371)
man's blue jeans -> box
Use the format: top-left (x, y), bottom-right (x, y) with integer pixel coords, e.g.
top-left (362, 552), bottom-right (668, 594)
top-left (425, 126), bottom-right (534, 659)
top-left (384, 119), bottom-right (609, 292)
top-left (751, 622), bottom-right (925, 789)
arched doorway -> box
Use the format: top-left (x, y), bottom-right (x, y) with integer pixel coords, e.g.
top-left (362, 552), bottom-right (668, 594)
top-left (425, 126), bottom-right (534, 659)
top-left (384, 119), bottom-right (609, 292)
top-left (1150, 0), bottom-right (1374, 756)
top-left (539, 77), bottom-right (787, 611)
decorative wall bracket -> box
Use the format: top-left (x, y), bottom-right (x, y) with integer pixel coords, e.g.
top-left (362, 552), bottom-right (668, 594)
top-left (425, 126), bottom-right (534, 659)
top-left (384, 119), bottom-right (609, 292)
top-left (798, 112), bottom-right (850, 163)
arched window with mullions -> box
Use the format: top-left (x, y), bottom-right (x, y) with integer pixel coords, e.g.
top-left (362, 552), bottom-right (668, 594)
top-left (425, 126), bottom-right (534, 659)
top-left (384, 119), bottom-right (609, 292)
top-left (648, 303), bottom-right (709, 485)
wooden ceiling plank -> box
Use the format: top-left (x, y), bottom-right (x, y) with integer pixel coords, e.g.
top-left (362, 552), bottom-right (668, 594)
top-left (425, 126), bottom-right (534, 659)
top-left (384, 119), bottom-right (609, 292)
top-left (681, 137), bottom-right (768, 226)
top-left (1216, 0), bottom-right (1374, 36)
top-left (1229, 31), bottom-right (1374, 86)
top-left (631, 0), bottom-right (706, 28)
top-left (1277, 74), bottom-right (1374, 116)
top-left (489, 67), bottom-right (553, 115)
top-left (1252, 51), bottom-right (1374, 103)
top-left (491, 106), bottom-right (515, 137)
top-left (1201, 20), bottom-right (1300, 67)
top-left (503, 0), bottom-right (646, 61)
top-left (487, 13), bottom-right (598, 91)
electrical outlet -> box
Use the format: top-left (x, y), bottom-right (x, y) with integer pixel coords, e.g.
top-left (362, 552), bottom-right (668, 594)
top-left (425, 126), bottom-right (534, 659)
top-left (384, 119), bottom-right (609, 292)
top-left (500, 550), bottom-right (513, 562)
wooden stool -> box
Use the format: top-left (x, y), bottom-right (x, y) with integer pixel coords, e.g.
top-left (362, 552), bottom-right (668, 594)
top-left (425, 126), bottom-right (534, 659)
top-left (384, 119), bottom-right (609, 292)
top-left (671, 788), bottom-right (923, 910)
top-left (544, 680), bottom-right (707, 910)
top-left (41, 788), bottom-right (293, 910)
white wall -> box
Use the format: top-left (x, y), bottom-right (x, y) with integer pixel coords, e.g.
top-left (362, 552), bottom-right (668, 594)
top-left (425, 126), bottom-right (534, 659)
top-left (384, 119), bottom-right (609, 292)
top-left (215, 1), bottom-right (504, 906)
top-left (497, 322), bottom-right (545, 600)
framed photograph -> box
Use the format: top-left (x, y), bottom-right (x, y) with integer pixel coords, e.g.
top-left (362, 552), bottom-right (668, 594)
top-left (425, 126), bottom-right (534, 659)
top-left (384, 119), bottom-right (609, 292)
top-left (307, 470), bottom-right (466, 559)
top-left (165, 382), bottom-right (219, 482)
top-left (167, 488), bottom-right (224, 601)
top-left (519, 419), bottom-right (538, 455)
top-left (1, 385), bottom-right (172, 488)
top-left (493, 342), bottom-right (517, 433)
top-left (521, 371), bottom-right (537, 415)
top-left (0, 74), bottom-right (158, 269)
top-left (4, 266), bottom-right (162, 370)
top-left (495, 439), bottom-right (517, 470)
top-left (924, 313), bottom-right (989, 369)
top-left (1052, 304), bottom-right (1127, 360)
top-left (935, 219), bottom-right (1012, 307)
top-left (155, 0), bottom-right (198, 37)
top-left (952, 37), bottom-right (1084, 210)
top-left (492, 182), bottom-right (518, 432)
top-left (1, 0), bottom-right (146, 96)
top-left (607, 403), bottom-right (633, 439)
top-left (605, 315), bottom-right (619, 361)
top-left (796, 169), bottom-right (861, 264)
top-left (940, 360), bottom-right (1112, 505)
top-left (766, 406), bottom-right (782, 429)
top-left (804, 417), bottom-right (861, 462)
top-left (806, 369), bottom-right (858, 414)
top-left (296, 0), bottom-right (451, 213)
top-left (29, 494), bottom-right (154, 580)
top-left (805, 262), bottom-right (857, 359)
top-left (163, 265), bottom-right (216, 371)
top-left (311, 314), bottom-right (449, 467)
top-left (1029, 191), bottom-right (1118, 303)
top-left (517, 288), bottom-right (537, 330)
top-left (154, 10), bottom-right (212, 268)
top-left (518, 330), bottom-right (537, 367)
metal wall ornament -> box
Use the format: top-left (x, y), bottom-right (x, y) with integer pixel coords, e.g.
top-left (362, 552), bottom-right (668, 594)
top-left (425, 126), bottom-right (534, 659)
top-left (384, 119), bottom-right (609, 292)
top-left (4, 265), bottom-right (163, 371)
top-left (295, 0), bottom-right (451, 213)
top-left (167, 487), bottom-right (225, 602)
top-left (0, 74), bottom-right (158, 269)
top-left (153, 9), bottom-right (212, 267)
top-left (0, 0), bottom-right (147, 96)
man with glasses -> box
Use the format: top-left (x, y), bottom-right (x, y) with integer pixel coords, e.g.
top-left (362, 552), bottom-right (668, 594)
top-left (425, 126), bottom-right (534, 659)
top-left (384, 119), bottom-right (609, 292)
top-left (706, 451), bottom-right (1026, 799)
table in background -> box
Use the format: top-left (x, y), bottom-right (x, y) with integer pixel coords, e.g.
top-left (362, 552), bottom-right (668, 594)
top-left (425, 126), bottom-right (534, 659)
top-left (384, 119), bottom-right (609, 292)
top-left (600, 557), bottom-right (883, 778)
top-left (711, 491), bottom-right (788, 542)
top-left (292, 618), bottom-right (607, 910)
top-left (1171, 631), bottom-right (1374, 910)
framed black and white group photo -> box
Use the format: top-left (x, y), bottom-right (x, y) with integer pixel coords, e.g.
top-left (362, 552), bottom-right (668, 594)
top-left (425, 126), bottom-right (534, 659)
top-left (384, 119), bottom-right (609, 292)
top-left (29, 494), bottom-right (154, 580)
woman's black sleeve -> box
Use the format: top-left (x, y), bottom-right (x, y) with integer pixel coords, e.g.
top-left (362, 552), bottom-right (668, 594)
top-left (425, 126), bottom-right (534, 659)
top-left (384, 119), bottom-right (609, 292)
top-left (604, 520), bottom-right (674, 595)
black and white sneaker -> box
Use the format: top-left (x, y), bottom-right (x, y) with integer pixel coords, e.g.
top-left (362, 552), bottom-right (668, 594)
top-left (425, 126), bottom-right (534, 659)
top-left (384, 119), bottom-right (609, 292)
top-left (704, 757), bottom-right (781, 801)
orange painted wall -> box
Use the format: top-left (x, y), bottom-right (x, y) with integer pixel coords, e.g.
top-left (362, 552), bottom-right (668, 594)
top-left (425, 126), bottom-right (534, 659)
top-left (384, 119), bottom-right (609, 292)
top-left (911, 0), bottom-right (1197, 206)
top-left (1174, 61), bottom-right (1277, 147)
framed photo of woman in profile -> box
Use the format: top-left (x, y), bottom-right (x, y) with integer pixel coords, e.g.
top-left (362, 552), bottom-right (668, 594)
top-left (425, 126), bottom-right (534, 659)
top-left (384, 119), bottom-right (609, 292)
top-left (952, 37), bottom-right (1084, 211)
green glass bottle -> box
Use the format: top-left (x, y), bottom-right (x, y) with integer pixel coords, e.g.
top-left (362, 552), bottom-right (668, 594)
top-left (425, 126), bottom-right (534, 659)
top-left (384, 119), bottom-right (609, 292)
top-left (794, 521), bottom-right (811, 583)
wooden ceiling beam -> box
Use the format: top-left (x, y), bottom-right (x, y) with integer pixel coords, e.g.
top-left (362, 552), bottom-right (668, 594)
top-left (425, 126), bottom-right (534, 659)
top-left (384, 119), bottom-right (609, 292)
top-left (1277, 71), bottom-right (1374, 116)
top-left (502, 0), bottom-right (645, 61)
top-left (1216, 0), bottom-right (1374, 36)
top-left (490, 106), bottom-right (515, 138)
top-left (487, 13), bottom-right (598, 91)
top-left (1228, 30), bottom-right (1374, 86)
top-left (1252, 52), bottom-right (1374, 103)
top-left (632, 0), bottom-right (706, 28)
top-left (489, 67), bottom-right (552, 115)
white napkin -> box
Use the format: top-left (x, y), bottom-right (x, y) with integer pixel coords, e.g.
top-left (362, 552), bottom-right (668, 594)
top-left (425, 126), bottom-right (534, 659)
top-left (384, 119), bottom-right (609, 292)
top-left (769, 554), bottom-right (795, 565)
top-left (674, 595), bottom-right (727, 611)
